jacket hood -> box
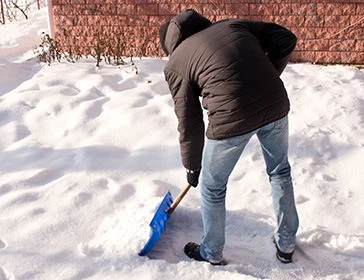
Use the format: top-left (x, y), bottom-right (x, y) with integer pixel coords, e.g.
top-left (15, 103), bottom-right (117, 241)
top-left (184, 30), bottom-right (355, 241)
top-left (159, 9), bottom-right (212, 55)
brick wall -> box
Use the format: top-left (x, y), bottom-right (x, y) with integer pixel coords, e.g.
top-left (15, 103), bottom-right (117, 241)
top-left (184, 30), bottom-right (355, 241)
top-left (48, 0), bottom-right (364, 64)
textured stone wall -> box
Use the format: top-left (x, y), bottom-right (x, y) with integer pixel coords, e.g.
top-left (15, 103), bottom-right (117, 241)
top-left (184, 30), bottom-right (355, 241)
top-left (48, 0), bottom-right (364, 64)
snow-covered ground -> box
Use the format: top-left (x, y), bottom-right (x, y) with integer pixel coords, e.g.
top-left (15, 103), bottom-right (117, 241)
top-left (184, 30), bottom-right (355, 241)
top-left (1, 8), bottom-right (364, 280)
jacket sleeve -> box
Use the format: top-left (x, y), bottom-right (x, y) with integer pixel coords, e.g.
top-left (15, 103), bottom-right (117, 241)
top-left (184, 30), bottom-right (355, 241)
top-left (164, 69), bottom-right (205, 171)
top-left (248, 22), bottom-right (297, 75)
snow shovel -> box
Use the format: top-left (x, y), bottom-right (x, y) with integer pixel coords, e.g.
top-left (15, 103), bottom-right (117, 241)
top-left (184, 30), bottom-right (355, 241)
top-left (139, 184), bottom-right (192, 256)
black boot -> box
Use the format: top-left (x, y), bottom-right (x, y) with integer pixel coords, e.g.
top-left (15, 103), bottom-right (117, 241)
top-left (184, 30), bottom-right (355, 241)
top-left (273, 239), bottom-right (294, 263)
top-left (184, 242), bottom-right (227, 265)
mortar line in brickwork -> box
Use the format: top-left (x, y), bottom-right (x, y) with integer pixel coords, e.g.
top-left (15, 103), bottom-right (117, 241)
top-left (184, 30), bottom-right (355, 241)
top-left (306, 16), bottom-right (364, 42)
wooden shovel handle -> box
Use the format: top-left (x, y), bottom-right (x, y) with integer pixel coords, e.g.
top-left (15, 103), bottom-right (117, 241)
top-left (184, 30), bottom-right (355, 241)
top-left (166, 184), bottom-right (191, 215)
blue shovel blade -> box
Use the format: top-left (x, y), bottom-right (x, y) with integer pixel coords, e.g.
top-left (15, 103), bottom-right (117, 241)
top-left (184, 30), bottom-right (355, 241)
top-left (139, 191), bottom-right (173, 256)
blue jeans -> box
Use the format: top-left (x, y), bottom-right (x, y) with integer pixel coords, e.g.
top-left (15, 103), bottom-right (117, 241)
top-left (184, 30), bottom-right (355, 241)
top-left (199, 116), bottom-right (299, 263)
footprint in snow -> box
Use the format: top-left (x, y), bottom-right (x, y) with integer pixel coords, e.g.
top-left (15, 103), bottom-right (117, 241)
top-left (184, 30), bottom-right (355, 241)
top-left (251, 151), bottom-right (261, 161)
top-left (87, 86), bottom-right (105, 98)
top-left (78, 243), bottom-right (104, 257)
top-left (10, 192), bottom-right (40, 205)
top-left (0, 239), bottom-right (7, 249)
top-left (97, 178), bottom-right (136, 203)
top-left (116, 79), bottom-right (138, 91)
top-left (132, 92), bottom-right (154, 108)
top-left (112, 183), bottom-right (136, 203)
top-left (315, 173), bottom-right (336, 182)
top-left (296, 195), bottom-right (310, 204)
top-left (9, 124), bottom-right (31, 142)
top-left (70, 87), bottom-right (105, 108)
top-left (91, 177), bottom-right (136, 203)
top-left (231, 171), bottom-right (247, 181)
top-left (0, 185), bottom-right (12, 196)
top-left (150, 80), bottom-right (169, 96)
top-left (57, 85), bottom-right (80, 96)
top-left (25, 168), bottom-right (64, 187)
top-left (31, 208), bottom-right (46, 216)
top-left (84, 97), bottom-right (110, 120)
top-left (132, 98), bottom-right (148, 108)
top-left (0, 110), bottom-right (11, 126)
top-left (0, 266), bottom-right (13, 280)
top-left (74, 192), bottom-right (93, 207)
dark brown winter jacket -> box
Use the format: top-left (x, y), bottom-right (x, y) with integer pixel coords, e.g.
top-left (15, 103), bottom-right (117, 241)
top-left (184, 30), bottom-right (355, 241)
top-left (160, 9), bottom-right (297, 171)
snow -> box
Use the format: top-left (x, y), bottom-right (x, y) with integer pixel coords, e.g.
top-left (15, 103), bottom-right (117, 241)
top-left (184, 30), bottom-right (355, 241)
top-left (1, 8), bottom-right (364, 280)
